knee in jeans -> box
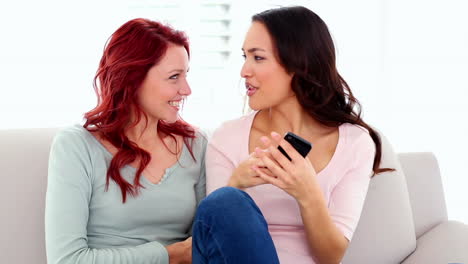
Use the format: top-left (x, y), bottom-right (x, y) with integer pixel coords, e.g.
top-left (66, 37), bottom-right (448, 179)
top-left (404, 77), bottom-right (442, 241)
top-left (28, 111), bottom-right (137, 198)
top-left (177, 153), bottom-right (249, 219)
top-left (209, 186), bottom-right (246, 202)
top-left (197, 187), bottom-right (249, 216)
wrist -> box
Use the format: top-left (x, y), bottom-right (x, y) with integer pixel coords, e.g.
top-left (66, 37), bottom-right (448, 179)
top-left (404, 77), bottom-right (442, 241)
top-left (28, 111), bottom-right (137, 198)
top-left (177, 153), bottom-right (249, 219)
top-left (297, 188), bottom-right (324, 209)
top-left (227, 180), bottom-right (245, 190)
top-left (228, 173), bottom-right (243, 189)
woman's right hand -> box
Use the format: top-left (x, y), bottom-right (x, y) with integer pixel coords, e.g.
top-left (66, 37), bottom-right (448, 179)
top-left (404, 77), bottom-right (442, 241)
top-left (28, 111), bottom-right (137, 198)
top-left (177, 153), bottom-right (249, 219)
top-left (227, 151), bottom-right (271, 189)
top-left (166, 237), bottom-right (192, 264)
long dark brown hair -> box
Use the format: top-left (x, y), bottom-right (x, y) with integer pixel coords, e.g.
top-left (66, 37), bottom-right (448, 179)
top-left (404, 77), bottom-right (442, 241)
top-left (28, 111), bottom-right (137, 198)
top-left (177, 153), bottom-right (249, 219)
top-left (253, 6), bottom-right (392, 175)
top-left (84, 18), bottom-right (196, 202)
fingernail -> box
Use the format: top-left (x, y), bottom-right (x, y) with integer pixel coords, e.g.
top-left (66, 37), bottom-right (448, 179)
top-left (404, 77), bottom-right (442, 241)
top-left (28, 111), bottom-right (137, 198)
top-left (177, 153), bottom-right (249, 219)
top-left (271, 131), bottom-right (280, 138)
top-left (260, 136), bottom-right (269, 143)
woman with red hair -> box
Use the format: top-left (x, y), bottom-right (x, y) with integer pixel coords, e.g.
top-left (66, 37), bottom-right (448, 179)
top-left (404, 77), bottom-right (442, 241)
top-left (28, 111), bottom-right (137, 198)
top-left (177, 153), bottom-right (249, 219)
top-left (45, 18), bottom-right (204, 263)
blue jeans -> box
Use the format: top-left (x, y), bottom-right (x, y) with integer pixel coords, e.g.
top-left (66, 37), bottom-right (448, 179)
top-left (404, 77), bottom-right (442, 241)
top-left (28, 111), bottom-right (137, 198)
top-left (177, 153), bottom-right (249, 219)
top-left (192, 187), bottom-right (280, 264)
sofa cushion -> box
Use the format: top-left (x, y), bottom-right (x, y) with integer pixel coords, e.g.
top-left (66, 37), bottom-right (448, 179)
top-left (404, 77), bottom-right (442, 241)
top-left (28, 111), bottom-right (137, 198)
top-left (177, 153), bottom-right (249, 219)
top-left (402, 221), bottom-right (468, 264)
top-left (398, 152), bottom-right (448, 238)
top-left (343, 132), bottom-right (416, 264)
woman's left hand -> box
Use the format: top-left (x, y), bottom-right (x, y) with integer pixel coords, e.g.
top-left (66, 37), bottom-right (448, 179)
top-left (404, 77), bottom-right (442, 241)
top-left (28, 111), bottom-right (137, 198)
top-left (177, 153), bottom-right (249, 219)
top-left (252, 131), bottom-right (320, 204)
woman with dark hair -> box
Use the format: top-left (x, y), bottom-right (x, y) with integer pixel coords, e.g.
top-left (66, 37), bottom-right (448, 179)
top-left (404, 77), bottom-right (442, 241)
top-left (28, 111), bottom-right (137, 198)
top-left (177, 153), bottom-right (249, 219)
top-left (204, 6), bottom-right (392, 264)
top-left (45, 18), bottom-right (206, 263)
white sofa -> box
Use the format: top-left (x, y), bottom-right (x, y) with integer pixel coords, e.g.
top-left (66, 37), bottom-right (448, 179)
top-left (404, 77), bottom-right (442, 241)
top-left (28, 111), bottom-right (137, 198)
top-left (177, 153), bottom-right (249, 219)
top-left (343, 135), bottom-right (468, 263)
top-left (0, 128), bottom-right (467, 264)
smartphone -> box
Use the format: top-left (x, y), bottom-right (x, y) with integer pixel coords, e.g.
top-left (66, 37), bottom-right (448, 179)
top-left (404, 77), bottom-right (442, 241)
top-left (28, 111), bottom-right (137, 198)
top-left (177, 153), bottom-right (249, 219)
top-left (277, 132), bottom-right (312, 161)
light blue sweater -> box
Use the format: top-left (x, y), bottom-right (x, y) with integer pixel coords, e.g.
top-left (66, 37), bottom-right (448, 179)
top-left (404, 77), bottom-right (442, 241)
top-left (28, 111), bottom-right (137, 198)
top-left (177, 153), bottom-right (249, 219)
top-left (45, 125), bottom-right (207, 264)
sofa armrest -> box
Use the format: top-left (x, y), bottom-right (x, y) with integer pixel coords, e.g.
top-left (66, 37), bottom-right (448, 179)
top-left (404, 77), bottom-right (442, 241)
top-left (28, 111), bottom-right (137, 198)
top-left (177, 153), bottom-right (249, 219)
top-left (0, 128), bottom-right (59, 264)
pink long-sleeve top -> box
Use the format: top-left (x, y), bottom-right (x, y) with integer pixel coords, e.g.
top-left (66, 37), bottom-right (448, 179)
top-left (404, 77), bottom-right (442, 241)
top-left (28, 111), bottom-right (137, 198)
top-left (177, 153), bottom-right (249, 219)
top-left (205, 112), bottom-right (375, 263)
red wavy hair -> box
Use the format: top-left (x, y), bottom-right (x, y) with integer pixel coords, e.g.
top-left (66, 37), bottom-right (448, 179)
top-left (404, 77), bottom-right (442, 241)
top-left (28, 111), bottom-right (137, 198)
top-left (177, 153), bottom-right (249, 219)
top-left (84, 18), bottom-right (196, 203)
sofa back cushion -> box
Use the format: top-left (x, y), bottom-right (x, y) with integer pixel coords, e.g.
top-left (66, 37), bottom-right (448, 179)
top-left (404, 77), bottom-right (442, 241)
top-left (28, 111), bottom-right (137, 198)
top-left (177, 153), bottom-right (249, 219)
top-left (0, 128), bottom-right (58, 264)
top-left (398, 152), bottom-right (448, 238)
top-left (343, 132), bottom-right (417, 264)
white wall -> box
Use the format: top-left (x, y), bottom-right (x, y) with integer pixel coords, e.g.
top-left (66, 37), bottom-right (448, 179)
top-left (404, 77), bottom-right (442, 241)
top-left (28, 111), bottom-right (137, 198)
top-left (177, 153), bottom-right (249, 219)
top-left (0, 0), bottom-right (467, 222)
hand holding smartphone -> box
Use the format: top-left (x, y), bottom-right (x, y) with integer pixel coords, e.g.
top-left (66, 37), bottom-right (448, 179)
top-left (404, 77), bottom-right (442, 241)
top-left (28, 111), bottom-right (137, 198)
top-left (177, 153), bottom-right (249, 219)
top-left (277, 132), bottom-right (312, 161)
